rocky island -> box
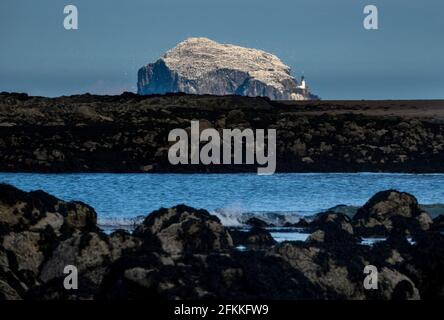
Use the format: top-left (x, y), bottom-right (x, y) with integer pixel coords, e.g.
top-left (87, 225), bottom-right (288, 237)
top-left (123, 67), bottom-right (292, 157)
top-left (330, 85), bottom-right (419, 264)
top-left (137, 37), bottom-right (318, 100)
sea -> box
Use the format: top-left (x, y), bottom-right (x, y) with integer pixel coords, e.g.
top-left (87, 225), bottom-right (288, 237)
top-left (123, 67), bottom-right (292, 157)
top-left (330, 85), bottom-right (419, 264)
top-left (1, 172), bottom-right (443, 243)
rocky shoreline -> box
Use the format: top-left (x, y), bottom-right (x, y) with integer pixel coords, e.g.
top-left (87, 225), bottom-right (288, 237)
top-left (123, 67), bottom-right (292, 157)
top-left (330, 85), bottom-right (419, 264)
top-left (0, 184), bottom-right (443, 300)
top-left (1, 93), bottom-right (444, 173)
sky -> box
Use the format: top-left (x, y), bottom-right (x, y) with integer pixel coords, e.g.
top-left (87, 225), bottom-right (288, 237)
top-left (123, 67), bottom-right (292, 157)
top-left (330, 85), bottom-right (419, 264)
top-left (0, 0), bottom-right (443, 99)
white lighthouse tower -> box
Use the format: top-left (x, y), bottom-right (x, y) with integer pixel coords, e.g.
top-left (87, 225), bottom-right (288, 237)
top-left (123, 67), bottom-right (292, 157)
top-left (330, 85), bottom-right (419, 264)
top-left (300, 75), bottom-right (306, 89)
top-left (297, 75), bottom-right (307, 91)
top-left (291, 74), bottom-right (318, 100)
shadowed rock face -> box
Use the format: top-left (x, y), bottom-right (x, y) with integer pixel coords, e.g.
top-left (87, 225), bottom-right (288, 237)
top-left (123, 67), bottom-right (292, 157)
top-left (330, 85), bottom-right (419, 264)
top-left (433, 215), bottom-right (444, 230)
top-left (0, 183), bottom-right (97, 235)
top-left (137, 37), bottom-right (317, 100)
top-left (352, 190), bottom-right (433, 236)
top-left (230, 227), bottom-right (276, 248)
top-left (1, 184), bottom-right (443, 300)
top-left (306, 211), bottom-right (361, 244)
top-left (133, 205), bottom-right (233, 255)
top-left (0, 184), bottom-right (124, 300)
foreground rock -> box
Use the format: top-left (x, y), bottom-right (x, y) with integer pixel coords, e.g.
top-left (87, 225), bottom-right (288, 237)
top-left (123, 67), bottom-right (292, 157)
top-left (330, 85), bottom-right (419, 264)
top-left (137, 37), bottom-right (317, 100)
top-left (230, 227), bottom-right (276, 248)
top-left (353, 190), bottom-right (433, 236)
top-left (0, 183), bottom-right (97, 234)
top-left (433, 215), bottom-right (444, 231)
top-left (0, 185), bottom-right (443, 300)
top-left (268, 242), bottom-right (420, 300)
top-left (133, 205), bottom-right (233, 255)
top-left (0, 183), bottom-right (99, 291)
top-left (245, 217), bottom-right (270, 228)
top-left (306, 211), bottom-right (360, 244)
top-left (0, 184), bottom-right (140, 300)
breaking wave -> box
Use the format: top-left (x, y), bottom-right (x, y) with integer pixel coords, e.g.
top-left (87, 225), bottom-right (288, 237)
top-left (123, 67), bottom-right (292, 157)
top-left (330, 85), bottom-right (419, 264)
top-left (211, 207), bottom-right (315, 227)
top-left (97, 208), bottom-right (316, 232)
top-left (98, 215), bottom-right (145, 232)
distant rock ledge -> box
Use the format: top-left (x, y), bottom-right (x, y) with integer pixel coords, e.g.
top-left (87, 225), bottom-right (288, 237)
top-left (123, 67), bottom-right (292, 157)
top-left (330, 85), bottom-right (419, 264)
top-left (0, 93), bottom-right (444, 173)
top-left (137, 37), bottom-right (318, 101)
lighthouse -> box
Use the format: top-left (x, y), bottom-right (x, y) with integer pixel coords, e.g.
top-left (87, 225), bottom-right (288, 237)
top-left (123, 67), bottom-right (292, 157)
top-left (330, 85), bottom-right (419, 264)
top-left (293, 74), bottom-right (319, 100)
top-left (297, 75), bottom-right (307, 90)
top-left (300, 76), bottom-right (306, 89)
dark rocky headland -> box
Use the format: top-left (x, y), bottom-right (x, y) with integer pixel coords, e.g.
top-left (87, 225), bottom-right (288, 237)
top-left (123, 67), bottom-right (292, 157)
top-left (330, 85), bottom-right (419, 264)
top-left (1, 92), bottom-right (444, 173)
top-left (0, 184), bottom-right (443, 300)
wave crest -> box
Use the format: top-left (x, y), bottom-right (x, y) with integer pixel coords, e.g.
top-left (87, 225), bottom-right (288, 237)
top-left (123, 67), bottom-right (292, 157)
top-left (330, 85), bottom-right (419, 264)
top-left (212, 208), bottom-right (308, 227)
top-left (98, 208), bottom-right (314, 231)
top-left (98, 215), bottom-right (145, 231)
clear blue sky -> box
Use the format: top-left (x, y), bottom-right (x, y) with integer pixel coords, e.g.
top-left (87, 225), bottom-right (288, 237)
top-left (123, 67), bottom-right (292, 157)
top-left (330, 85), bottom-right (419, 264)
top-left (0, 0), bottom-right (443, 99)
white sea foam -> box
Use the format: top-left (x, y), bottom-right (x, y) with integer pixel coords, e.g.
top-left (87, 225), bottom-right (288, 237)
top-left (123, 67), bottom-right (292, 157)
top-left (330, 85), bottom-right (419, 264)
top-left (97, 208), bottom-right (311, 231)
top-left (212, 207), bottom-right (312, 227)
top-left (98, 215), bottom-right (145, 232)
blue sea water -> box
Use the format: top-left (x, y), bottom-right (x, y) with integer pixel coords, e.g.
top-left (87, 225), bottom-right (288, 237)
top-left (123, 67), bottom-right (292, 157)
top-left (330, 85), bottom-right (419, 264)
top-left (0, 173), bottom-right (443, 230)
